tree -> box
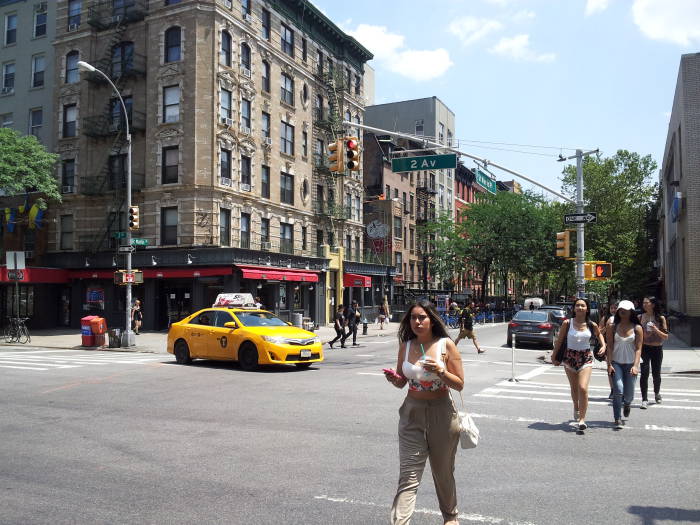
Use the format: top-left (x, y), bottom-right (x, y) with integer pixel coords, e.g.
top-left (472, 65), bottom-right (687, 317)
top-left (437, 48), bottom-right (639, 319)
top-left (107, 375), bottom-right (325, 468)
top-left (0, 128), bottom-right (60, 208)
top-left (560, 150), bottom-right (657, 299)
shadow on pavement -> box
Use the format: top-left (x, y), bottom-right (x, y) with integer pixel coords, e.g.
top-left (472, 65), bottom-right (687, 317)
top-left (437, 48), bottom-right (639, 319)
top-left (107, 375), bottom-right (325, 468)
top-left (628, 506), bottom-right (700, 525)
top-left (163, 360), bottom-right (320, 373)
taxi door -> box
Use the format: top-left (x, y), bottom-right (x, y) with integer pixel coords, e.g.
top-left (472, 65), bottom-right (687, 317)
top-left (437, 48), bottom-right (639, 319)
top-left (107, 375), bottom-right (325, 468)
top-left (183, 310), bottom-right (217, 358)
top-left (206, 310), bottom-right (239, 360)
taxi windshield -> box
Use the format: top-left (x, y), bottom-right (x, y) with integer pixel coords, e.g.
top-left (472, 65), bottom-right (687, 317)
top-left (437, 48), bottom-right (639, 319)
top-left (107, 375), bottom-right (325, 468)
top-left (235, 311), bottom-right (288, 327)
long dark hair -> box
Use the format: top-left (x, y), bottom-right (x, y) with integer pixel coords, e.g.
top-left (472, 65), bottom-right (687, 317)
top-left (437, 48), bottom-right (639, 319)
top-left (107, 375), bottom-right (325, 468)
top-left (644, 296), bottom-right (662, 323)
top-left (614, 307), bottom-right (640, 326)
top-left (569, 298), bottom-right (592, 323)
top-left (398, 300), bottom-right (450, 343)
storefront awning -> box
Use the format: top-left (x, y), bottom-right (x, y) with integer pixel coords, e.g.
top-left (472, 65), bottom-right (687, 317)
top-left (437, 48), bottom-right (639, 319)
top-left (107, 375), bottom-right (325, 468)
top-left (0, 267), bottom-right (69, 283)
top-left (343, 273), bottom-right (372, 287)
top-left (237, 265), bottom-right (318, 283)
top-left (69, 267), bottom-right (234, 280)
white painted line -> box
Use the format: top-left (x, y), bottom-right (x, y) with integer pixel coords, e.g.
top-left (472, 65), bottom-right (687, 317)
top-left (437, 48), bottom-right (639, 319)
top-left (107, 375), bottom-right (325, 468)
top-left (0, 364), bottom-right (48, 370)
top-left (313, 494), bottom-right (537, 525)
top-left (355, 354), bottom-right (375, 357)
top-left (0, 359), bottom-right (79, 369)
top-left (515, 365), bottom-right (550, 381)
top-left (471, 412), bottom-right (539, 423)
top-left (357, 372), bottom-right (384, 376)
top-left (644, 424), bottom-right (696, 432)
top-left (474, 393), bottom-right (700, 410)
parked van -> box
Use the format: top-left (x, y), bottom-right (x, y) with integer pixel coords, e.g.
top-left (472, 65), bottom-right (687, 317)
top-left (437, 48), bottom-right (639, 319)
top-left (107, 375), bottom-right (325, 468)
top-left (523, 297), bottom-right (544, 310)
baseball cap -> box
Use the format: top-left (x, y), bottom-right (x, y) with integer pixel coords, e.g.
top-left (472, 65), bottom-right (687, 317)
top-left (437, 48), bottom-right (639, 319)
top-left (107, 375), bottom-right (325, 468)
top-left (617, 300), bottom-right (635, 311)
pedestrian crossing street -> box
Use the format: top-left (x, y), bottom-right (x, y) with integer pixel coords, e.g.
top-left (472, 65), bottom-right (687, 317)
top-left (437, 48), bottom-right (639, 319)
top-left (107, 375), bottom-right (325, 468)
top-left (0, 349), bottom-right (163, 372)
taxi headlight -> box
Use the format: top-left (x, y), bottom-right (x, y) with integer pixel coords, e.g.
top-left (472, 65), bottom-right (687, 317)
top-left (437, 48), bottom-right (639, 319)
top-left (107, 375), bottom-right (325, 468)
top-left (311, 337), bottom-right (321, 344)
top-left (263, 335), bottom-right (287, 344)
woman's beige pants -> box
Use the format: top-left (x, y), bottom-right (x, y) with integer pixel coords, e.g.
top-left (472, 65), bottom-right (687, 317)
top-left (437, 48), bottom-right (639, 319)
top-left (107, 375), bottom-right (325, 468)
top-left (390, 395), bottom-right (460, 524)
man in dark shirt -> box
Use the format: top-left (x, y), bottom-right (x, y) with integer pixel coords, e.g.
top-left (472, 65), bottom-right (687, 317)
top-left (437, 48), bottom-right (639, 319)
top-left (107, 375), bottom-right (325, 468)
top-left (328, 305), bottom-right (346, 349)
top-left (455, 302), bottom-right (485, 354)
top-left (342, 300), bottom-right (360, 347)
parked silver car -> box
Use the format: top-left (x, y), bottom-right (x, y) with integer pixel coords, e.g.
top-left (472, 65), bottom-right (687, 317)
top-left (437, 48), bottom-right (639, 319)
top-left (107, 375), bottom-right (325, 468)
top-left (507, 310), bottom-right (558, 348)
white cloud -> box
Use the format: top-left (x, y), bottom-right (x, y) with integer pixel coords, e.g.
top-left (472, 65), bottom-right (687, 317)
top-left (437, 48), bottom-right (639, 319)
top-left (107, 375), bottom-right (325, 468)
top-left (448, 16), bottom-right (504, 46)
top-left (585, 0), bottom-right (609, 16)
top-left (489, 34), bottom-right (556, 62)
top-left (632, 0), bottom-right (700, 46)
top-left (346, 24), bottom-right (453, 81)
top-left (512, 10), bottom-right (536, 22)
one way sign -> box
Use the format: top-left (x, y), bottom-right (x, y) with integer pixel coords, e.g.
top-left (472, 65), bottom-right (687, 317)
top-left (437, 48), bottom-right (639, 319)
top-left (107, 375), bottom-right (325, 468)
top-left (565, 213), bottom-right (597, 224)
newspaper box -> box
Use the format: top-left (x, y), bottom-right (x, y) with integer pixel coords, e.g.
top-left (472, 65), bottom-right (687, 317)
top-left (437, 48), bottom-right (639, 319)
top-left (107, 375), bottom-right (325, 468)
top-left (81, 315), bottom-right (98, 346)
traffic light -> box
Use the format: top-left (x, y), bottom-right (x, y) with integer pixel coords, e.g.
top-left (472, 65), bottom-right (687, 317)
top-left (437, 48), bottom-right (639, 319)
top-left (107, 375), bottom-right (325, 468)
top-left (556, 230), bottom-right (570, 258)
top-left (128, 206), bottom-right (140, 230)
top-left (594, 262), bottom-right (612, 278)
top-left (328, 139), bottom-right (343, 173)
top-left (345, 136), bottom-right (360, 171)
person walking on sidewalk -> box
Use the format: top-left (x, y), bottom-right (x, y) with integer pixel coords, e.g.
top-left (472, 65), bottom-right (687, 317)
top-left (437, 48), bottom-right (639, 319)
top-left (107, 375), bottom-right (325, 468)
top-left (131, 299), bottom-right (143, 335)
top-left (552, 298), bottom-right (606, 431)
top-left (383, 300), bottom-right (463, 525)
top-left (378, 296), bottom-right (390, 330)
top-left (606, 300), bottom-right (643, 430)
top-left (640, 296), bottom-right (669, 409)
top-left (342, 300), bottom-right (360, 347)
top-left (455, 301), bottom-right (484, 354)
top-left (328, 305), bottom-right (347, 349)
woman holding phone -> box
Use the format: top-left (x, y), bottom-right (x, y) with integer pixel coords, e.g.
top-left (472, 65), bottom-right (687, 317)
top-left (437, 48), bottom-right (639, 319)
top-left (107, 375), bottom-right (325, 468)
top-left (639, 296), bottom-right (668, 408)
top-left (383, 300), bottom-right (464, 525)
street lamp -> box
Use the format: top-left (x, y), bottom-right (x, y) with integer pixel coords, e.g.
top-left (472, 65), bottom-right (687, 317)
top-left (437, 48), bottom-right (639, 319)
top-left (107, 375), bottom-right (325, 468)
top-left (77, 60), bottom-right (135, 347)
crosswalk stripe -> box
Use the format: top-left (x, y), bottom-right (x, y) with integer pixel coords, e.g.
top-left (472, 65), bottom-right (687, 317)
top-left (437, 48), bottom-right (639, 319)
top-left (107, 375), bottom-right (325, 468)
top-left (0, 364), bottom-right (49, 370)
top-left (0, 359), bottom-right (80, 368)
top-left (474, 393), bottom-right (700, 410)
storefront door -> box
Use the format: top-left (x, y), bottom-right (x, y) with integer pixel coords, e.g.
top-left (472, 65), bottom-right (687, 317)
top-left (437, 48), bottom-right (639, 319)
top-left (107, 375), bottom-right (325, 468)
top-left (158, 282), bottom-right (192, 330)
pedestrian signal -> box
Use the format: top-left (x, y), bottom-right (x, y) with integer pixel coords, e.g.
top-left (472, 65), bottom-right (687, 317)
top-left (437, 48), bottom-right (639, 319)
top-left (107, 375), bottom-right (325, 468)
top-left (128, 206), bottom-right (140, 230)
top-left (594, 263), bottom-right (612, 278)
top-left (555, 231), bottom-right (570, 258)
top-left (345, 136), bottom-right (361, 171)
top-left (328, 139), bottom-right (343, 173)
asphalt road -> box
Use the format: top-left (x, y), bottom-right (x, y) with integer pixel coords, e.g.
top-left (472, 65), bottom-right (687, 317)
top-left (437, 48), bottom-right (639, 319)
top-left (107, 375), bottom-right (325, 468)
top-left (1, 324), bottom-right (698, 525)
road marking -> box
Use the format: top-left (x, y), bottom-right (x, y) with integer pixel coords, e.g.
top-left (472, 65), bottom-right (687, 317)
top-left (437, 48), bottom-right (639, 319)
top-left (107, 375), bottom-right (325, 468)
top-left (0, 351), bottom-right (163, 373)
top-left (357, 372), bottom-right (384, 376)
top-left (474, 393), bottom-right (700, 410)
top-left (515, 365), bottom-right (550, 380)
top-left (314, 494), bottom-right (537, 525)
top-left (355, 354), bottom-right (375, 357)
top-left (0, 364), bottom-right (49, 370)
top-left (644, 424), bottom-right (696, 432)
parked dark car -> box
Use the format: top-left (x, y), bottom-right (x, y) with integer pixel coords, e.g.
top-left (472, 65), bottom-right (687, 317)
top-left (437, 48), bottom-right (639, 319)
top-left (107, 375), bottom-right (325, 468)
top-left (507, 310), bottom-right (558, 348)
top-left (540, 305), bottom-right (567, 325)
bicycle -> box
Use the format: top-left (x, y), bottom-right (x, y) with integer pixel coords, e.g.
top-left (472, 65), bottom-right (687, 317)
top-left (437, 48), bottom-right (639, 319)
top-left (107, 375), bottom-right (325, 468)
top-left (3, 317), bottom-right (30, 344)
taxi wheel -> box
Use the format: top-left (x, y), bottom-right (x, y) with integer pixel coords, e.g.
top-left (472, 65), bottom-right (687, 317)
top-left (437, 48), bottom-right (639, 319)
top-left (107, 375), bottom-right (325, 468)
top-left (295, 363), bottom-right (312, 369)
top-left (174, 340), bottom-right (192, 364)
top-left (239, 343), bottom-right (258, 371)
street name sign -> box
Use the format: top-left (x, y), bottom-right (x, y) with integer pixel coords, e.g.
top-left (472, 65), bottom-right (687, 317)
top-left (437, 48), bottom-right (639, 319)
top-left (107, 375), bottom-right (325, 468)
top-left (564, 213), bottom-right (597, 224)
top-left (391, 154), bottom-right (457, 173)
top-left (130, 238), bottom-right (149, 246)
top-left (475, 170), bottom-right (497, 195)
top-left (118, 245), bottom-right (135, 253)
top-left (112, 231), bottom-right (127, 239)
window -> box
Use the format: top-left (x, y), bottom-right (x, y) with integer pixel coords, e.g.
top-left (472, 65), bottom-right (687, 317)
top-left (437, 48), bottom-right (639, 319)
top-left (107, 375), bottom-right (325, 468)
top-left (316, 229), bottom-right (324, 255)
top-left (240, 98), bottom-right (251, 129)
top-left (2, 62), bottom-right (15, 92)
top-left (447, 130), bottom-right (452, 147)
top-left (354, 74), bottom-right (361, 95)
top-left (355, 237), bottom-right (360, 261)
top-left (261, 218), bottom-right (270, 243)
top-left (261, 165), bottom-right (270, 198)
top-left (415, 119), bottom-right (423, 135)
top-left (62, 159), bottom-right (75, 187)
top-left (345, 235), bottom-right (352, 259)
top-left (354, 196), bottom-right (361, 222)
top-left (345, 68), bottom-right (351, 90)
top-left (261, 9), bottom-right (271, 40)
top-left (220, 88), bottom-right (232, 121)
top-left (261, 60), bottom-right (270, 92)
top-left (111, 42), bottom-right (134, 77)
top-left (394, 216), bottom-right (402, 238)
top-left (162, 145), bottom-right (179, 184)
top-left (280, 121), bottom-right (294, 155)
top-left (439, 122), bottom-right (444, 144)
top-left (280, 172), bottom-right (294, 204)
top-left (385, 184), bottom-right (390, 198)
top-left (5, 14), bottom-right (17, 45)
top-left (220, 148), bottom-right (231, 181)
top-left (65, 51), bottom-right (79, 83)
top-left (29, 108), bottom-right (42, 137)
top-left (34, 11), bottom-right (47, 38)
top-left (164, 27), bottom-right (181, 63)
top-left (327, 58), bottom-right (333, 73)
top-left (163, 85), bottom-right (180, 122)
top-left (302, 226), bottom-right (307, 250)
top-left (240, 212), bottom-right (250, 248)
top-left (395, 251), bottom-right (402, 267)
top-left (409, 194), bottom-right (414, 216)
top-left (315, 138), bottom-right (324, 156)
top-left (281, 23), bottom-right (294, 57)
top-left (161, 207), bottom-right (178, 245)
top-left (316, 50), bottom-right (323, 74)
top-left (68, 0), bottom-right (81, 28)
top-left (302, 131), bottom-right (308, 157)
top-left (315, 94), bottom-right (323, 119)
top-left (109, 95), bottom-right (132, 131)
top-left (240, 42), bottom-right (251, 71)
top-left (63, 104), bottom-right (77, 137)
top-left (108, 154), bottom-right (127, 189)
top-left (1, 113), bottom-right (12, 127)
top-left (280, 222), bottom-right (293, 254)
top-left (280, 73), bottom-right (293, 105)
top-left (60, 215), bottom-right (73, 250)
top-left (261, 111), bottom-right (270, 138)
top-left (220, 30), bottom-right (231, 66)
top-left (241, 0), bottom-right (251, 15)
top-left (220, 208), bottom-right (231, 246)
top-left (241, 155), bottom-right (251, 185)
top-left (302, 38), bottom-right (307, 61)
top-left (394, 188), bottom-right (398, 200)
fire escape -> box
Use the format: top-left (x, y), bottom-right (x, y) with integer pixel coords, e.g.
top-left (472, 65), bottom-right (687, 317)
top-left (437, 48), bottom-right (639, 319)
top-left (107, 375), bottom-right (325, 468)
top-left (79, 0), bottom-right (147, 253)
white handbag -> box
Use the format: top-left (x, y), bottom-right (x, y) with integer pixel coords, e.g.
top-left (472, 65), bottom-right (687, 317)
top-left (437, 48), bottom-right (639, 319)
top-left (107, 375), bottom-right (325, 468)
top-left (450, 390), bottom-right (479, 449)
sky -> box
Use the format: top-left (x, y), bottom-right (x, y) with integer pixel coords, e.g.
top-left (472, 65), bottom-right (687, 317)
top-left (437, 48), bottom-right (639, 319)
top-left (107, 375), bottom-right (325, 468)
top-left (313, 0), bottom-right (700, 200)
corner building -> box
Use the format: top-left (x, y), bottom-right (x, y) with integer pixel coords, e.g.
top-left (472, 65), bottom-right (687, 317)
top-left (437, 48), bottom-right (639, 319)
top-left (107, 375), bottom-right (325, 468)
top-left (46, 0), bottom-right (372, 330)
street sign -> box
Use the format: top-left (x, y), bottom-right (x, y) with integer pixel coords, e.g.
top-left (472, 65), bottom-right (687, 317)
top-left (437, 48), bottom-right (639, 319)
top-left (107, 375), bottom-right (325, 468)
top-left (7, 269), bottom-right (24, 280)
top-left (475, 170), bottom-right (497, 195)
top-left (565, 212), bottom-right (597, 224)
top-left (118, 246), bottom-right (135, 253)
top-left (130, 238), bottom-right (149, 246)
top-left (391, 154), bottom-right (457, 173)
top-left (112, 231), bottom-right (127, 239)
top-left (6, 251), bottom-right (25, 270)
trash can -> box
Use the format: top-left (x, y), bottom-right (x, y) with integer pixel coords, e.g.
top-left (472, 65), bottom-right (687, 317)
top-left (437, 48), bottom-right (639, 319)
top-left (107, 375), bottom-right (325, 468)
top-left (81, 315), bottom-right (97, 346)
top-left (292, 312), bottom-right (303, 328)
top-left (108, 328), bottom-right (122, 348)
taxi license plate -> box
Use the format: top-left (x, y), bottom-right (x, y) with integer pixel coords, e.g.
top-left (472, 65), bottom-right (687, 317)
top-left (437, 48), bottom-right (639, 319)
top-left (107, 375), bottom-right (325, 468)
top-left (300, 349), bottom-right (311, 358)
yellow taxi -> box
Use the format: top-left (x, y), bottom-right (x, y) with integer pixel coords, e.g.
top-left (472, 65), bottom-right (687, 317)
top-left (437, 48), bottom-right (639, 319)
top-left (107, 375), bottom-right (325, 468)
top-left (166, 293), bottom-right (323, 370)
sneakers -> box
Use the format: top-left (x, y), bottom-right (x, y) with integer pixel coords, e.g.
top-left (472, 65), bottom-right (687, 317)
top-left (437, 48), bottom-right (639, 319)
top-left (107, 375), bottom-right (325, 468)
top-left (328, 342), bottom-right (334, 349)
top-left (578, 422), bottom-right (587, 431)
top-left (641, 400), bottom-right (648, 409)
top-left (614, 420), bottom-right (624, 430)
top-left (655, 394), bottom-right (662, 404)
top-left (623, 404), bottom-right (631, 418)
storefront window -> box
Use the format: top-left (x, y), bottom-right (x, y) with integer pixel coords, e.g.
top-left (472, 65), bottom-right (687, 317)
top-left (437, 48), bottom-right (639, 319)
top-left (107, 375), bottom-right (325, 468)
top-left (293, 287), bottom-right (302, 309)
top-left (279, 284), bottom-right (287, 309)
top-left (6, 285), bottom-right (34, 318)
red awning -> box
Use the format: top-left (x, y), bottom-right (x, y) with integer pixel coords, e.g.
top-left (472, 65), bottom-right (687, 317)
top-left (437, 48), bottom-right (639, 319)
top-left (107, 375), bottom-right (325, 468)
top-left (0, 267), bottom-right (69, 283)
top-left (343, 273), bottom-right (371, 287)
top-left (70, 267), bottom-right (234, 280)
top-left (237, 265), bottom-right (318, 283)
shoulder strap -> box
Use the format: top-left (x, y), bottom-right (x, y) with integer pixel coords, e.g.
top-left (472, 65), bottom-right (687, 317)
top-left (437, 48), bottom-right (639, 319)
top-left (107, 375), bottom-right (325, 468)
top-left (404, 340), bottom-right (412, 363)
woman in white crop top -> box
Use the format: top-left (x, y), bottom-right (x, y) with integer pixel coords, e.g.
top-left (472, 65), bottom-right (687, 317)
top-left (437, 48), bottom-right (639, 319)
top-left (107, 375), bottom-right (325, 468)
top-left (383, 300), bottom-right (464, 525)
top-left (552, 298), bottom-right (606, 432)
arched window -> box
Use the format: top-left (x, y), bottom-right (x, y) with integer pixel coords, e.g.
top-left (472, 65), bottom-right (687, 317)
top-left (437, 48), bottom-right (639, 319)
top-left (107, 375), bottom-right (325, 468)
top-left (240, 42), bottom-right (251, 71)
top-left (164, 26), bottom-right (181, 63)
top-left (65, 50), bottom-right (79, 84)
top-left (261, 60), bottom-right (270, 92)
top-left (220, 30), bottom-right (231, 66)
top-left (112, 42), bottom-right (134, 77)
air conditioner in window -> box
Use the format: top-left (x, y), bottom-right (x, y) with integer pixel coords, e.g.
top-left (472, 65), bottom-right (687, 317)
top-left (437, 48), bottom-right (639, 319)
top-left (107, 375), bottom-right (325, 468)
top-left (1, 87), bottom-right (13, 95)
top-left (112, 14), bottom-right (122, 23)
top-left (68, 23), bottom-right (79, 31)
top-left (223, 0), bottom-right (232, 8)
top-left (240, 183), bottom-right (251, 192)
top-left (24, 251), bottom-right (34, 259)
top-left (62, 185), bottom-right (74, 194)
top-left (260, 241), bottom-right (271, 251)
top-left (243, 13), bottom-right (253, 23)
top-left (240, 67), bottom-right (252, 78)
top-left (36, 3), bottom-right (47, 13)
top-left (264, 136), bottom-right (272, 145)
top-left (221, 117), bottom-right (233, 127)
top-left (240, 126), bottom-right (251, 135)
top-left (220, 177), bottom-right (232, 186)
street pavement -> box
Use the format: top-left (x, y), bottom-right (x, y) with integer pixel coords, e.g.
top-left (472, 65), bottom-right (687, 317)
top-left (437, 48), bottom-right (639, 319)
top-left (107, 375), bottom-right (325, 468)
top-left (1, 324), bottom-right (698, 524)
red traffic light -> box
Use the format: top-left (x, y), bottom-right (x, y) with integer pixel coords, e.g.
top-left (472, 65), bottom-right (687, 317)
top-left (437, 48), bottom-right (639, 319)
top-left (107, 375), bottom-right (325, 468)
top-left (346, 138), bottom-right (358, 149)
top-left (594, 263), bottom-right (612, 278)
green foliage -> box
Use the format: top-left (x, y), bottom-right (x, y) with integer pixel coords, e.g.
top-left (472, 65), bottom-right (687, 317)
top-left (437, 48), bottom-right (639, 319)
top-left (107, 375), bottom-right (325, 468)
top-left (0, 128), bottom-right (60, 207)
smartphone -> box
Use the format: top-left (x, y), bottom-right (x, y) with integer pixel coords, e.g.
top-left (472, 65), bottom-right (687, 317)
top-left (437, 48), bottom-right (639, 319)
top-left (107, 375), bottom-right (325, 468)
top-left (382, 368), bottom-right (401, 379)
